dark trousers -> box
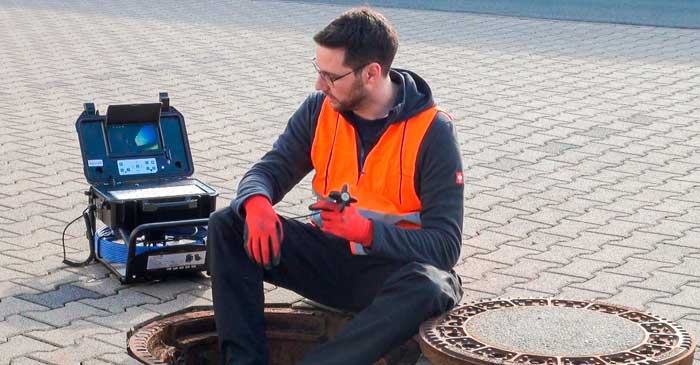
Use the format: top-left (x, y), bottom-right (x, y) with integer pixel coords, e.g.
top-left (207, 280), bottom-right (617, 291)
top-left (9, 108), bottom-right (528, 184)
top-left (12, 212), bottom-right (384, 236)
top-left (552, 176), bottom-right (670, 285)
top-left (208, 207), bottom-right (462, 365)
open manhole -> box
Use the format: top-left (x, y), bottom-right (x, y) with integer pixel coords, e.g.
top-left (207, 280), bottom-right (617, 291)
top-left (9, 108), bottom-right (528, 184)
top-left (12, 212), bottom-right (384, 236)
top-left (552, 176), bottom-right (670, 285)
top-left (419, 298), bottom-right (696, 365)
top-left (127, 304), bottom-right (421, 365)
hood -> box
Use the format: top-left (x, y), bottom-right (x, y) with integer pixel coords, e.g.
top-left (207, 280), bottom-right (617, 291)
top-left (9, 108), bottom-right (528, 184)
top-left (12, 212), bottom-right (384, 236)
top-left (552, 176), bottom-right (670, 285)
top-left (385, 68), bottom-right (435, 124)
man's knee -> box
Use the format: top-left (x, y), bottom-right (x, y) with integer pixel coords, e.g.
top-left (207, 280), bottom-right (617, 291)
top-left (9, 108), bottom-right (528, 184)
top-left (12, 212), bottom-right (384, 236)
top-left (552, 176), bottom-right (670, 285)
top-left (393, 262), bottom-right (462, 313)
top-left (209, 207), bottom-right (243, 237)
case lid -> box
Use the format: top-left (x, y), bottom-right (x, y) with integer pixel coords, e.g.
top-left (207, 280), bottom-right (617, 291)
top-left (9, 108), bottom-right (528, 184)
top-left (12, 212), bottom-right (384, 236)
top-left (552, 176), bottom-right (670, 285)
top-left (76, 93), bottom-right (196, 185)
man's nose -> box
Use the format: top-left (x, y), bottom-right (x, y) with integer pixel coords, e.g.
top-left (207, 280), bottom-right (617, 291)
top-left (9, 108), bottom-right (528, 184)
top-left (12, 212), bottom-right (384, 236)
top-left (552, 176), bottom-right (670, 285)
top-left (315, 75), bottom-right (328, 91)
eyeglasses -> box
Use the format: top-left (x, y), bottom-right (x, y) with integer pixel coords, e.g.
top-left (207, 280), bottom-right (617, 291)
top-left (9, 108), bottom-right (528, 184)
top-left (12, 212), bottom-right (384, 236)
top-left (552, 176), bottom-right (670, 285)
top-left (312, 58), bottom-right (367, 87)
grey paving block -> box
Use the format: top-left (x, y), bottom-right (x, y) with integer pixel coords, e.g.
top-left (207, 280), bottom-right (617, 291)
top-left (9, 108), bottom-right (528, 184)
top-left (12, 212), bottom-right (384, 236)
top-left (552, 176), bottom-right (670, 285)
top-left (23, 302), bottom-right (110, 327)
top-left (571, 272), bottom-right (644, 295)
top-left (556, 287), bottom-right (611, 302)
top-left (630, 271), bottom-right (696, 294)
top-left (549, 258), bottom-right (617, 279)
top-left (86, 307), bottom-right (160, 332)
top-left (604, 286), bottom-right (671, 309)
top-left (635, 244), bottom-right (700, 265)
top-left (581, 245), bottom-right (648, 264)
top-left (28, 319), bottom-right (118, 347)
top-left (462, 272), bottom-right (528, 295)
top-left (645, 302), bottom-right (699, 322)
top-left (605, 257), bottom-right (674, 279)
top-left (656, 285), bottom-right (700, 310)
top-left (0, 314), bottom-right (53, 342)
top-left (0, 297), bottom-right (49, 320)
top-left (0, 282), bottom-right (39, 299)
top-left (455, 257), bottom-right (507, 280)
top-left (79, 289), bottom-right (160, 314)
top-left (31, 337), bottom-right (123, 365)
top-left (0, 335), bottom-right (57, 364)
top-left (18, 284), bottom-right (103, 310)
top-left (516, 272), bottom-right (587, 295)
top-left (141, 293), bottom-right (213, 315)
top-left (475, 244), bottom-right (539, 265)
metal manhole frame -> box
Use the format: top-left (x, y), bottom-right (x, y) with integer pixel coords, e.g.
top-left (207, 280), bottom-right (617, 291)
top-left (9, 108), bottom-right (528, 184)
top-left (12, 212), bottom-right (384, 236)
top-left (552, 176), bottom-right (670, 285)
top-left (419, 298), bottom-right (696, 365)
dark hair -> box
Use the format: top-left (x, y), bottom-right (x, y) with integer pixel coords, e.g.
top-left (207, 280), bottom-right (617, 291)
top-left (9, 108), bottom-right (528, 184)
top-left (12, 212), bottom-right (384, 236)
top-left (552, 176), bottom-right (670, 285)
top-left (313, 7), bottom-right (398, 76)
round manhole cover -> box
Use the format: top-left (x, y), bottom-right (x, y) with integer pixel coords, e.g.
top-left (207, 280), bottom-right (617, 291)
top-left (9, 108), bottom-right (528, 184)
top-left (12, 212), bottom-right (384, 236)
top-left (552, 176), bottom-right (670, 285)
top-left (419, 298), bottom-right (696, 365)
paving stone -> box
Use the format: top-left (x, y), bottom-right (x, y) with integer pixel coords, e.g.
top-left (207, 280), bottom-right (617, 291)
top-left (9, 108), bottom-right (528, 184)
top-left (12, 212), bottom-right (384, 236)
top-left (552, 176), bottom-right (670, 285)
top-left (555, 287), bottom-right (611, 302)
top-left (0, 335), bottom-right (57, 364)
top-left (28, 319), bottom-right (118, 348)
top-left (13, 270), bottom-right (87, 292)
top-left (604, 286), bottom-right (671, 309)
top-left (527, 245), bottom-right (591, 265)
top-left (129, 278), bottom-right (208, 300)
top-left (8, 357), bottom-right (49, 365)
top-left (80, 289), bottom-right (160, 314)
top-left (571, 272), bottom-right (644, 295)
top-left (635, 244), bottom-right (700, 264)
top-left (605, 257), bottom-right (675, 278)
top-left (520, 207), bottom-right (574, 226)
top-left (559, 231), bottom-right (621, 250)
top-left (549, 258), bottom-right (617, 279)
top-left (0, 297), bottom-right (49, 320)
top-left (462, 230), bottom-right (516, 252)
top-left (581, 245), bottom-right (648, 264)
top-left (18, 284), bottom-right (103, 310)
top-left (611, 231), bottom-right (675, 250)
top-left (31, 337), bottom-right (123, 365)
top-left (495, 258), bottom-right (561, 280)
top-left (455, 257), bottom-right (507, 280)
top-left (23, 302), bottom-right (110, 327)
top-left (141, 293), bottom-right (213, 315)
top-left (489, 217), bottom-right (551, 238)
top-left (0, 314), bottom-right (53, 342)
top-left (630, 271), bottom-right (696, 294)
top-left (96, 352), bottom-right (142, 364)
top-left (587, 219), bottom-right (649, 238)
top-left (462, 272), bottom-right (528, 295)
top-left (516, 272), bottom-right (586, 295)
top-left (86, 307), bottom-right (160, 332)
top-left (0, 282), bottom-right (39, 299)
top-left (656, 285), bottom-right (700, 310)
top-left (644, 302), bottom-right (699, 322)
top-left (474, 244), bottom-right (539, 265)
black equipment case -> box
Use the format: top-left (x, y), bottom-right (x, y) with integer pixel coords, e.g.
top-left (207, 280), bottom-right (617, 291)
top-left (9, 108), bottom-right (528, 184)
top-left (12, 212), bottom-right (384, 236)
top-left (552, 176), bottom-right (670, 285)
top-left (74, 93), bottom-right (218, 283)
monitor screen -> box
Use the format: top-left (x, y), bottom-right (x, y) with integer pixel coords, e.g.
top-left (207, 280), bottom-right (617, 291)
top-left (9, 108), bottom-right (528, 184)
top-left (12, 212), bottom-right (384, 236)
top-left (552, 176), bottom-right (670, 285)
top-left (107, 123), bottom-right (162, 155)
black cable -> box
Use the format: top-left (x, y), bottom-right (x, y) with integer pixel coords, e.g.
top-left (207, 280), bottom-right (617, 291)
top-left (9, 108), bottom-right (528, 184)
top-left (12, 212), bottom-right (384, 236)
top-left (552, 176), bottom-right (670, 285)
top-left (62, 205), bottom-right (96, 267)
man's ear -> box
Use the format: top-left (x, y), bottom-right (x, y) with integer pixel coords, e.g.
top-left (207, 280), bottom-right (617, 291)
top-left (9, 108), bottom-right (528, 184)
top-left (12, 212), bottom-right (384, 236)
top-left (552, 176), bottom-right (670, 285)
top-left (365, 62), bottom-right (383, 84)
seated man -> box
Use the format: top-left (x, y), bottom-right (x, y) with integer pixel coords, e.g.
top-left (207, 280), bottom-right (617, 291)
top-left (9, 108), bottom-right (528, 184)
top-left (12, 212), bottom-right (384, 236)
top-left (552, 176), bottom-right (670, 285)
top-left (209, 6), bottom-right (464, 365)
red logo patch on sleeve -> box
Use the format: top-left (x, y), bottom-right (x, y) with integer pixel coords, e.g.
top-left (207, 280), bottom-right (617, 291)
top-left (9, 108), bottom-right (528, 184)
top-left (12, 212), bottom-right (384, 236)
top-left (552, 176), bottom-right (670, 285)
top-left (455, 171), bottom-right (464, 185)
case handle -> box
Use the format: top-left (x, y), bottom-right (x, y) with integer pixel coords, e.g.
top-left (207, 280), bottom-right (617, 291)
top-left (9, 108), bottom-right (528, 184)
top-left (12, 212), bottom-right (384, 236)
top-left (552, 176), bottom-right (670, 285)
top-left (142, 198), bottom-right (198, 212)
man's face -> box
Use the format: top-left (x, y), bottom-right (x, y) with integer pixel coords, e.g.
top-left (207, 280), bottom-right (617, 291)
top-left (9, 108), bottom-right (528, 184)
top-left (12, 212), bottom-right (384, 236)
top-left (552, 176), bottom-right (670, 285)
top-left (314, 46), bottom-right (368, 112)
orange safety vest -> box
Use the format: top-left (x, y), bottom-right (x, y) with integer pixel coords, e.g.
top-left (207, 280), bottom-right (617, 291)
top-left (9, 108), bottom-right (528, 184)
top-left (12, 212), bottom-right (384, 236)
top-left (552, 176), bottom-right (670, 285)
top-left (310, 97), bottom-right (442, 230)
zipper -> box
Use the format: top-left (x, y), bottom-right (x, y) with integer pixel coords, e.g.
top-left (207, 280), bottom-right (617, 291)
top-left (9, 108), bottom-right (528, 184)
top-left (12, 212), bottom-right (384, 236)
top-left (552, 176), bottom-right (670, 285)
top-left (356, 128), bottom-right (365, 184)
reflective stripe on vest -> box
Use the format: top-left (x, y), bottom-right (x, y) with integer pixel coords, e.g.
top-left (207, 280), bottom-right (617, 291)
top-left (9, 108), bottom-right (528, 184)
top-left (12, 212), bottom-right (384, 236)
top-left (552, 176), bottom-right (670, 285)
top-left (310, 96), bottom-right (439, 228)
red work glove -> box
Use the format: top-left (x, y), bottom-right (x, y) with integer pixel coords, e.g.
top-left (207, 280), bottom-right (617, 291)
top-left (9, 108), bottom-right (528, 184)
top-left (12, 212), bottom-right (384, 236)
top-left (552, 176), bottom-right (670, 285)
top-left (309, 200), bottom-right (373, 247)
top-left (243, 195), bottom-right (283, 269)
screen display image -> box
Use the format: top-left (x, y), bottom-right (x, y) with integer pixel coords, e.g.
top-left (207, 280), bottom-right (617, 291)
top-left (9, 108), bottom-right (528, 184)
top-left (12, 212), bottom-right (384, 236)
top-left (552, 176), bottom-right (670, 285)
top-left (107, 123), bottom-right (162, 155)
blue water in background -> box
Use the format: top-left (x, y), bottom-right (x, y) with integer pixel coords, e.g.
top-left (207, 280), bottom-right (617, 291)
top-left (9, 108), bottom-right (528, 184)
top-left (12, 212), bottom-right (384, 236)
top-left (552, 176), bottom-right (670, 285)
top-left (292, 0), bottom-right (700, 29)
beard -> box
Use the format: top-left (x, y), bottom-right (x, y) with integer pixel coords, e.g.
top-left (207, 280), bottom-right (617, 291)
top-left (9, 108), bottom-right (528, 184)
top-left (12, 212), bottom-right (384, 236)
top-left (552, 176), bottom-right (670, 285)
top-left (328, 76), bottom-right (369, 113)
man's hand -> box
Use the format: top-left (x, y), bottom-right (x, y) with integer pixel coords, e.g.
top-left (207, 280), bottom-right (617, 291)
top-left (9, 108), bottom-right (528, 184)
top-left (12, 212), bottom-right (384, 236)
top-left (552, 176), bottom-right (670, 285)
top-left (309, 200), bottom-right (373, 247)
top-left (243, 195), bottom-right (283, 269)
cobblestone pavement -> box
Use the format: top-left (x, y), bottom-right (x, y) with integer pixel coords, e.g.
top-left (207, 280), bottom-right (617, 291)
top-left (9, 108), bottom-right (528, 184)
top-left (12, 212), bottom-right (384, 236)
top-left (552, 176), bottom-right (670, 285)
top-left (1, 0), bottom-right (699, 364)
